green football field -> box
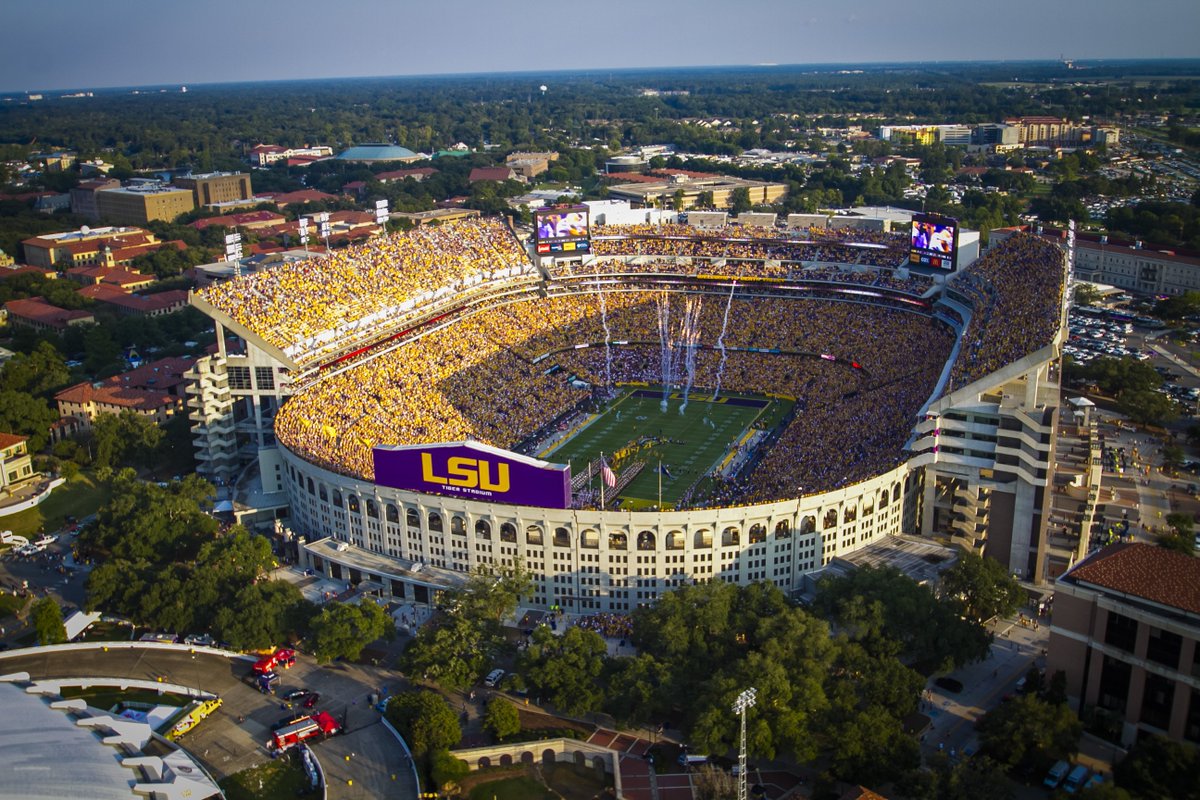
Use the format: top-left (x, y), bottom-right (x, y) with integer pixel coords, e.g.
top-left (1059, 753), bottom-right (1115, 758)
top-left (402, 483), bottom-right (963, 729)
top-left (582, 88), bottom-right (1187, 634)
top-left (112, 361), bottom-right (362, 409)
top-left (546, 387), bottom-right (790, 509)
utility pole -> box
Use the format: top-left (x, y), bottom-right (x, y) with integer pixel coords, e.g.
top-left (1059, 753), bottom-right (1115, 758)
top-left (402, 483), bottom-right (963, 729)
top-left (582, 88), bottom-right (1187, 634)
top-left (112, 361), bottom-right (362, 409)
top-left (732, 687), bottom-right (757, 800)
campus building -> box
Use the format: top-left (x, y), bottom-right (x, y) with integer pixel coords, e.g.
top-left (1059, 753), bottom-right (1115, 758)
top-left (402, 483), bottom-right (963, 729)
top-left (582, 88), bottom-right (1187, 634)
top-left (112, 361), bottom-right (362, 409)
top-left (605, 173), bottom-right (787, 210)
top-left (95, 184), bottom-right (195, 225)
top-left (1048, 543), bottom-right (1200, 746)
top-left (173, 172), bottom-right (254, 208)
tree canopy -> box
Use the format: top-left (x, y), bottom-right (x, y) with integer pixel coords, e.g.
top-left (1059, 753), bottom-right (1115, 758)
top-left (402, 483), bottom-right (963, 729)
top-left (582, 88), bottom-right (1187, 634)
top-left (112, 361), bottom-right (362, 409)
top-left (385, 690), bottom-right (462, 757)
top-left (308, 599), bottom-right (395, 663)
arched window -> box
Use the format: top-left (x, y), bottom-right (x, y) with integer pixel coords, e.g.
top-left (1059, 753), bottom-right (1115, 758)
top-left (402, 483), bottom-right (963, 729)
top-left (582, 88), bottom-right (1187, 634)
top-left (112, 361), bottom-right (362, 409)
top-left (500, 523), bottom-right (517, 543)
top-left (347, 495), bottom-right (360, 514)
top-left (721, 527), bottom-right (740, 547)
top-left (365, 499), bottom-right (378, 519)
top-left (332, 491), bottom-right (343, 508)
top-left (666, 530), bottom-right (685, 550)
top-left (800, 515), bottom-right (816, 535)
top-left (451, 516), bottom-right (466, 536)
top-left (553, 527), bottom-right (570, 547)
top-left (862, 498), bottom-right (874, 517)
top-left (694, 529), bottom-right (713, 548)
top-left (748, 524), bottom-right (766, 544)
top-left (893, 482), bottom-right (902, 503)
top-left (608, 532), bottom-right (627, 550)
top-left (823, 509), bottom-right (838, 530)
top-left (526, 526), bottom-right (544, 546)
top-left (475, 520), bottom-right (492, 539)
top-left (637, 530), bottom-right (656, 551)
top-left (318, 484), bottom-right (328, 502)
top-left (428, 513), bottom-right (443, 533)
top-left (386, 504), bottom-right (399, 523)
top-left (843, 505), bottom-right (857, 524)
top-left (581, 529), bottom-right (599, 549)
top-left (775, 520), bottom-right (791, 539)
top-left (307, 478), bottom-right (315, 495)
top-left (879, 489), bottom-right (889, 509)
top-left (406, 508), bottom-right (420, 527)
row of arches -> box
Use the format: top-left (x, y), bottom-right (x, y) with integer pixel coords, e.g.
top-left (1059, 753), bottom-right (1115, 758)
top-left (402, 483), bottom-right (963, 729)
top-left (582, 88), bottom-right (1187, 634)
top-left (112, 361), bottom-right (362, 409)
top-left (302, 474), bottom-right (904, 550)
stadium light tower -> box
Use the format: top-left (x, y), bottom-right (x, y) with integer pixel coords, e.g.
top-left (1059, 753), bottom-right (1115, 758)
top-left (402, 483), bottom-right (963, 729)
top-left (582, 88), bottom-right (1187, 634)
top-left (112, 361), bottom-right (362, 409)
top-left (732, 687), bottom-right (757, 800)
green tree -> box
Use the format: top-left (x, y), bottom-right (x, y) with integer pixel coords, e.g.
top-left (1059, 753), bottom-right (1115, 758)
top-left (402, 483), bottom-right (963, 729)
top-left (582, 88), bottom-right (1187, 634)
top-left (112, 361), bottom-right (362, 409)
top-left (385, 690), bottom-right (462, 756)
top-left (1113, 735), bottom-right (1200, 800)
top-left (83, 325), bottom-right (121, 375)
top-left (32, 597), bottom-right (67, 645)
top-left (89, 411), bottom-right (165, 470)
top-left (0, 341), bottom-right (70, 396)
top-left (0, 390), bottom-right (57, 452)
top-left (482, 697), bottom-right (521, 740)
top-left (813, 565), bottom-right (991, 671)
top-left (519, 625), bottom-right (607, 716)
top-left (1074, 283), bottom-right (1104, 306)
top-left (400, 564), bottom-right (529, 690)
top-left (729, 187), bottom-right (753, 215)
top-left (1117, 388), bottom-right (1178, 426)
top-left (428, 748), bottom-right (469, 790)
top-left (939, 551), bottom-right (1025, 624)
top-left (308, 599), bottom-right (395, 663)
top-left (975, 693), bottom-right (1082, 773)
top-left (212, 581), bottom-right (315, 651)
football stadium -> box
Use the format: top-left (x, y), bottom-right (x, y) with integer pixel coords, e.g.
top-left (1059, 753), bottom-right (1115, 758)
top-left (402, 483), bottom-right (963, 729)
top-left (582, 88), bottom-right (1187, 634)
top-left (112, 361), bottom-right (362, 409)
top-left (187, 212), bottom-right (1068, 611)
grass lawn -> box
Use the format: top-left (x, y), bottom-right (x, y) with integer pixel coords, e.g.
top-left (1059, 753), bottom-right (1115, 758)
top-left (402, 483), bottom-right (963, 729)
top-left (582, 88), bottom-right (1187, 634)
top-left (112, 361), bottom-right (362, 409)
top-left (61, 685), bottom-right (191, 710)
top-left (218, 755), bottom-right (318, 800)
top-left (543, 762), bottom-right (611, 800)
top-left (75, 620), bottom-right (136, 642)
top-left (467, 775), bottom-right (556, 800)
top-left (3, 472), bottom-right (112, 539)
top-left (548, 386), bottom-right (785, 509)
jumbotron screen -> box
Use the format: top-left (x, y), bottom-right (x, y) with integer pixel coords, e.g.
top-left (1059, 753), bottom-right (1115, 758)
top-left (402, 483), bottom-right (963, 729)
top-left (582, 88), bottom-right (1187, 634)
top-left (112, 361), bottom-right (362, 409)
top-left (534, 206), bottom-right (591, 255)
top-left (908, 214), bottom-right (959, 271)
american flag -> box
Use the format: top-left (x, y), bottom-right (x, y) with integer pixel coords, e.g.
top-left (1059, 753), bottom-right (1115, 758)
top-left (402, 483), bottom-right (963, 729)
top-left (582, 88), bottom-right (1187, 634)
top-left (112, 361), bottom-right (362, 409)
top-left (601, 459), bottom-right (616, 488)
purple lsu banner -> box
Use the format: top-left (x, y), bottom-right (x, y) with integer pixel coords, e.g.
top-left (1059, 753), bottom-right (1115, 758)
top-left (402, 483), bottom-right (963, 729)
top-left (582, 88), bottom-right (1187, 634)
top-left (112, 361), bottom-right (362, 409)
top-left (373, 441), bottom-right (572, 509)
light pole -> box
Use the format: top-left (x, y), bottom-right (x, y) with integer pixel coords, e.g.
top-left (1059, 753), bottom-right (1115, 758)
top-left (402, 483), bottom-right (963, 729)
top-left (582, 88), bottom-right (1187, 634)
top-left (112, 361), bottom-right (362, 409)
top-left (732, 687), bottom-right (757, 800)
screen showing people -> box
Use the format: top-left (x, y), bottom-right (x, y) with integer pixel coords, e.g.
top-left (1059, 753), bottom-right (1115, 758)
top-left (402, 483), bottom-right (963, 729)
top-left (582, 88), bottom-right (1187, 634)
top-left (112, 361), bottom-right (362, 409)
top-left (909, 215), bottom-right (958, 270)
top-left (534, 207), bottom-right (591, 254)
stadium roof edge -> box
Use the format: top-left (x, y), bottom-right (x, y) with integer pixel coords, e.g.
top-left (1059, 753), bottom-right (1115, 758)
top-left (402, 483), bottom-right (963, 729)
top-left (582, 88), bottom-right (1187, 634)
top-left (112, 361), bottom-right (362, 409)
top-left (188, 291), bottom-right (299, 370)
top-left (931, 340), bottom-right (1060, 412)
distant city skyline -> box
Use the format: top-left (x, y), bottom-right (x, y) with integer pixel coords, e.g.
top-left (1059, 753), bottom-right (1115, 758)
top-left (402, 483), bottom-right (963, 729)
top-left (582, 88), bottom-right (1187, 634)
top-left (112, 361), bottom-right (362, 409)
top-left (1, 0), bottom-right (1198, 93)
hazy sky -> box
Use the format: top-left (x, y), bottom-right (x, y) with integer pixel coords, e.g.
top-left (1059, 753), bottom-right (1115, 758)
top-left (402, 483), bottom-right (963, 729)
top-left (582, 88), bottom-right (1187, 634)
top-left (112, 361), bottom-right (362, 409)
top-left (2, 0), bottom-right (1198, 92)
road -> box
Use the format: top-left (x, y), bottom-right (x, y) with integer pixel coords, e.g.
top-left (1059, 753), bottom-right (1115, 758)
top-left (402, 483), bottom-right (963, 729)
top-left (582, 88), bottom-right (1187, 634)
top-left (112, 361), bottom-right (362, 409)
top-left (920, 612), bottom-right (1049, 762)
top-left (0, 646), bottom-right (417, 800)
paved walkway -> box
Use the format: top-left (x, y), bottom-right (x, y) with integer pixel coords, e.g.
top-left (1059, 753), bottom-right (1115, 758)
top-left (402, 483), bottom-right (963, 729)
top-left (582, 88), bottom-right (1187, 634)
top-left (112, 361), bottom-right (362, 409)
top-left (919, 613), bottom-right (1050, 761)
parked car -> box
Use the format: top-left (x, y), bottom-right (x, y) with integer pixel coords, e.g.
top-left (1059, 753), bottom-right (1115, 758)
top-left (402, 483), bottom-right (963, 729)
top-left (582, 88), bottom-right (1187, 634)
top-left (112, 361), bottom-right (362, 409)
top-left (301, 693), bottom-right (320, 709)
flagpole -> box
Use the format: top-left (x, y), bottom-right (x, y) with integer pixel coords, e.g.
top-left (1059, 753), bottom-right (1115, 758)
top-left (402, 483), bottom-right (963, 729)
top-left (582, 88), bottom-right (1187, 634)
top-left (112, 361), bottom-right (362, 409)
top-left (658, 459), bottom-right (662, 509)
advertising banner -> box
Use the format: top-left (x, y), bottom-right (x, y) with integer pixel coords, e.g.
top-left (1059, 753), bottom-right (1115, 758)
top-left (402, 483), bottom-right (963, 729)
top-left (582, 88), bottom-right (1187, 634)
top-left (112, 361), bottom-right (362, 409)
top-left (373, 441), bottom-right (572, 508)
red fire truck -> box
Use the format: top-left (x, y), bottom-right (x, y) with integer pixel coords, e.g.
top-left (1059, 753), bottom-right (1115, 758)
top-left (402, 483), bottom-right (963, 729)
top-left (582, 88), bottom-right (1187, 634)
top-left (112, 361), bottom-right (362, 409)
top-left (269, 711), bottom-right (339, 752)
top-left (252, 647), bottom-right (297, 674)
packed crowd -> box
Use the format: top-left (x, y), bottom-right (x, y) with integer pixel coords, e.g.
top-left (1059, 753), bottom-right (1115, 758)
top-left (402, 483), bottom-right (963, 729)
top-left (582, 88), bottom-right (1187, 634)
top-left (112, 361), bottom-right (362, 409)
top-left (197, 219), bottom-right (531, 359)
top-left (944, 232), bottom-right (1065, 391)
top-left (591, 223), bottom-right (910, 267)
top-left (573, 613), bottom-right (634, 639)
top-left (275, 287), bottom-right (954, 505)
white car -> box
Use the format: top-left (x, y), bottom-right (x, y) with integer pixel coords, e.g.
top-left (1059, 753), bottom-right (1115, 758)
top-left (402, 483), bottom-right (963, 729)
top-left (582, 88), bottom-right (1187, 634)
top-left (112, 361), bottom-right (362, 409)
top-left (484, 668), bottom-right (505, 687)
top-left (34, 534), bottom-right (57, 549)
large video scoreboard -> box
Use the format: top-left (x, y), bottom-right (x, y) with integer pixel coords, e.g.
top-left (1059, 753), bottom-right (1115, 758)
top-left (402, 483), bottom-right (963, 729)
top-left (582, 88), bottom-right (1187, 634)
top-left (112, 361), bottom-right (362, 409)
top-left (908, 213), bottom-right (959, 271)
top-left (534, 205), bottom-right (591, 255)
